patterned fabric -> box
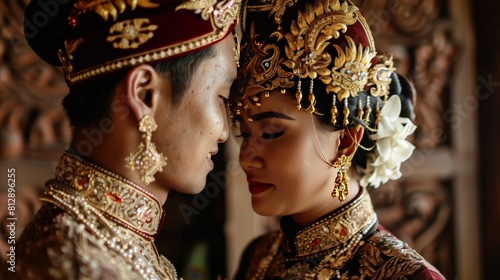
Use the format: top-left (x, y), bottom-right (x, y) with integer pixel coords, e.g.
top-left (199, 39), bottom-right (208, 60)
top-left (24, 0), bottom-right (241, 86)
top-left (236, 190), bottom-right (445, 280)
top-left (9, 152), bottom-right (178, 280)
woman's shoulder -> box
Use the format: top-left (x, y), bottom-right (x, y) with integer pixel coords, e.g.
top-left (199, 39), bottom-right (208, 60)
top-left (356, 225), bottom-right (446, 279)
top-left (234, 230), bottom-right (281, 279)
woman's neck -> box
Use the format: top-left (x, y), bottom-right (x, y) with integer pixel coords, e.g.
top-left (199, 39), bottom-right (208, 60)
top-left (291, 177), bottom-right (361, 227)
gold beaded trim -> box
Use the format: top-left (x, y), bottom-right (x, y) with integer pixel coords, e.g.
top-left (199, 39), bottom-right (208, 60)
top-left (48, 152), bottom-right (163, 238)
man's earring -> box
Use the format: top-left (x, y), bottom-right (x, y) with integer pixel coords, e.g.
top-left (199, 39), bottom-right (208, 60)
top-left (125, 115), bottom-right (167, 185)
top-left (331, 154), bottom-right (352, 202)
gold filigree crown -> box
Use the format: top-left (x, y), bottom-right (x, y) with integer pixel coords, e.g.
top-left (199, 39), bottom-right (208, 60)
top-left (229, 0), bottom-right (396, 129)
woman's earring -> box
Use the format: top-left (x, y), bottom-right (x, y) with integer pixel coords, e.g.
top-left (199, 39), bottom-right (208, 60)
top-left (125, 115), bottom-right (167, 185)
top-left (332, 154), bottom-right (352, 202)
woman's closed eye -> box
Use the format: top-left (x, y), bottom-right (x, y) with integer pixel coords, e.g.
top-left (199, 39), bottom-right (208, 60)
top-left (236, 131), bottom-right (284, 140)
top-left (261, 131), bottom-right (284, 139)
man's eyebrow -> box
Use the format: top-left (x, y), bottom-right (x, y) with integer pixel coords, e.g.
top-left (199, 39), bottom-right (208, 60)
top-left (249, 111), bottom-right (295, 121)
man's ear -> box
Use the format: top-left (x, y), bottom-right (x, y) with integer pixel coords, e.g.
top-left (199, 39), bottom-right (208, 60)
top-left (337, 125), bottom-right (365, 158)
top-left (124, 64), bottom-right (164, 122)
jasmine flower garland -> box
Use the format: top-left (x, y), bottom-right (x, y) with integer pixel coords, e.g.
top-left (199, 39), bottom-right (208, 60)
top-left (360, 95), bottom-right (417, 188)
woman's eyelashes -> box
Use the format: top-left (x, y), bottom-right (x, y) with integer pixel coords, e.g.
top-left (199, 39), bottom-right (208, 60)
top-left (261, 131), bottom-right (284, 139)
top-left (236, 131), bottom-right (284, 140)
top-left (237, 132), bottom-right (251, 139)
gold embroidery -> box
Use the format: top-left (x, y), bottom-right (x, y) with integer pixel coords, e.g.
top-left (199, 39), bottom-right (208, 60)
top-left (15, 152), bottom-right (178, 279)
top-left (72, 0), bottom-right (160, 22)
top-left (50, 152), bottom-right (163, 238)
top-left (107, 18), bottom-right (158, 49)
top-left (358, 231), bottom-right (425, 280)
top-left (295, 191), bottom-right (375, 257)
top-left (62, 0), bottom-right (241, 85)
top-left (244, 188), bottom-right (444, 280)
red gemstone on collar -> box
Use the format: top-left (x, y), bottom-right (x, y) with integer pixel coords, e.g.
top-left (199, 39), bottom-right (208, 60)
top-left (106, 192), bottom-right (122, 203)
top-left (340, 226), bottom-right (347, 236)
top-left (310, 238), bottom-right (321, 247)
top-left (77, 178), bottom-right (86, 186)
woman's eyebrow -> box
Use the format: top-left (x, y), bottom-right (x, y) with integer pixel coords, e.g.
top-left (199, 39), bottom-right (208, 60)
top-left (249, 111), bottom-right (295, 121)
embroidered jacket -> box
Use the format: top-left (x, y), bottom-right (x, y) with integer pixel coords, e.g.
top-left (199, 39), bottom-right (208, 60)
top-left (11, 152), bottom-right (178, 280)
top-left (236, 189), bottom-right (445, 280)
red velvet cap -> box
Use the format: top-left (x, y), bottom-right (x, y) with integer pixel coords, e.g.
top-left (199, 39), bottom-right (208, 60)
top-left (24, 0), bottom-right (241, 87)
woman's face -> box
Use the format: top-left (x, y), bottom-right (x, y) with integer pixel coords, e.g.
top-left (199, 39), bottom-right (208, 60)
top-left (237, 91), bottom-right (343, 221)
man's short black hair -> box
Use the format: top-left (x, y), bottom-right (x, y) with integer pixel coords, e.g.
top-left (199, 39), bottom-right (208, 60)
top-left (62, 46), bottom-right (216, 128)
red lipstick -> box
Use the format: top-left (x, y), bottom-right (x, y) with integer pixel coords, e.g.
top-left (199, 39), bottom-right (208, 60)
top-left (248, 180), bottom-right (273, 195)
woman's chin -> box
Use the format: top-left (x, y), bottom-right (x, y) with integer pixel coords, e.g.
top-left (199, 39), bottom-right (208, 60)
top-left (251, 202), bottom-right (278, 217)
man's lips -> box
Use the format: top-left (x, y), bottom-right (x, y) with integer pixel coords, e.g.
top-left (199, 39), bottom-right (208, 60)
top-left (248, 181), bottom-right (273, 195)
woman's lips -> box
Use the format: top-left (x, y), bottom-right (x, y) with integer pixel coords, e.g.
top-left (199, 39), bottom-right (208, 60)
top-left (248, 182), bottom-right (273, 195)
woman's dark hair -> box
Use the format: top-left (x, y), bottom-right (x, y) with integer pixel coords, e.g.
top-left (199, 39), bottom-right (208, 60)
top-left (300, 73), bottom-right (416, 170)
top-left (62, 45), bottom-right (215, 128)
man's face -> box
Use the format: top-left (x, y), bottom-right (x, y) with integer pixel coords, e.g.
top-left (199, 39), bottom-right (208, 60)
top-left (153, 35), bottom-right (236, 194)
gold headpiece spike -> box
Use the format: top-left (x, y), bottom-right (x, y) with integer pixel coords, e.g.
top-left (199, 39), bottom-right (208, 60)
top-left (364, 95), bottom-right (371, 123)
top-left (230, 112), bottom-right (238, 130)
top-left (256, 102), bottom-right (262, 107)
top-left (264, 91), bottom-right (270, 97)
top-left (306, 79), bottom-right (316, 113)
top-left (330, 93), bottom-right (338, 125)
top-left (281, 88), bottom-right (286, 94)
top-left (296, 78), bottom-right (303, 110)
top-left (356, 97), bottom-right (364, 120)
top-left (233, 31), bottom-right (241, 67)
top-left (343, 98), bottom-right (349, 126)
top-left (375, 101), bottom-right (381, 126)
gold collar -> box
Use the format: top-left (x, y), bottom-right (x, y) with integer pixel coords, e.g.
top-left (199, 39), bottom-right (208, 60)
top-left (43, 152), bottom-right (163, 240)
top-left (284, 188), bottom-right (377, 258)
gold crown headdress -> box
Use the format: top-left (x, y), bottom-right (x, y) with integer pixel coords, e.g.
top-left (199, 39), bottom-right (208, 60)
top-left (229, 0), bottom-right (396, 130)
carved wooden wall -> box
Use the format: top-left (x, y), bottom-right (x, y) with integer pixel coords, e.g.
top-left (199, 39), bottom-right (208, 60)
top-left (351, 0), bottom-right (457, 278)
top-left (0, 0), bottom-right (481, 279)
top-left (351, 0), bottom-right (479, 279)
top-left (0, 0), bottom-right (71, 262)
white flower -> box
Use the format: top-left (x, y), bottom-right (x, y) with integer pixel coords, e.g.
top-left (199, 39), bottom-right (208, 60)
top-left (360, 95), bottom-right (417, 188)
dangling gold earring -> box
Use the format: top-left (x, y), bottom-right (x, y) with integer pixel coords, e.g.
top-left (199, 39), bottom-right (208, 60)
top-left (331, 154), bottom-right (352, 202)
top-left (125, 115), bottom-right (167, 185)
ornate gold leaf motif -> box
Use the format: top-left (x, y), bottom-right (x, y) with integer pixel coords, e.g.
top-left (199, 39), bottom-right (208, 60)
top-left (282, 0), bottom-right (359, 81)
top-left (175, 0), bottom-right (217, 20)
top-left (369, 55), bottom-right (396, 97)
top-left (269, 0), bottom-right (298, 24)
top-left (72, 0), bottom-right (159, 22)
top-left (329, 35), bottom-right (376, 101)
top-left (176, 0), bottom-right (239, 29)
top-left (106, 18), bottom-right (158, 49)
